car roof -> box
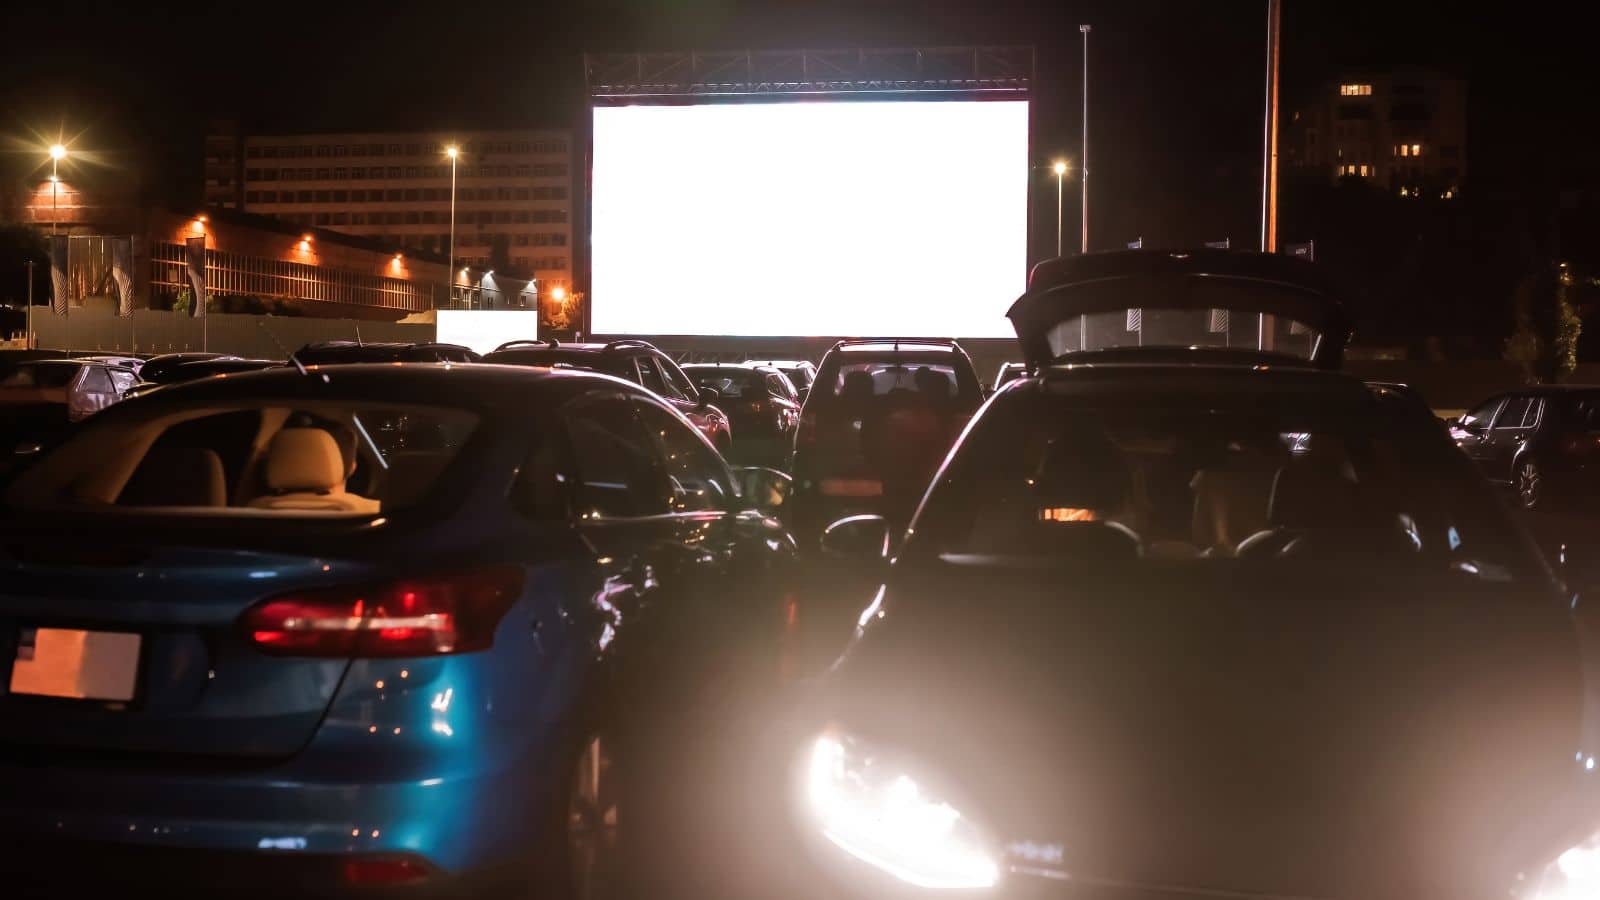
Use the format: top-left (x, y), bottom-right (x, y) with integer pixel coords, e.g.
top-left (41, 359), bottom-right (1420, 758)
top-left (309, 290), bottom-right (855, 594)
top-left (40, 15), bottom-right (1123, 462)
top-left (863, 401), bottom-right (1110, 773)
top-left (834, 339), bottom-right (963, 355)
top-left (747, 359), bottom-right (813, 367)
top-left (1013, 361), bottom-right (1374, 403)
top-left (102, 362), bottom-right (632, 412)
top-left (1495, 384), bottom-right (1600, 395)
top-left (683, 362), bottom-right (774, 373)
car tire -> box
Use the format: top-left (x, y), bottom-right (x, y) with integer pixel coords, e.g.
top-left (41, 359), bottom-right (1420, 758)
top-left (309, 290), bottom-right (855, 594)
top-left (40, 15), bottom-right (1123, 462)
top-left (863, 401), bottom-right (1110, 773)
top-left (1517, 459), bottom-right (1542, 510)
top-left (554, 730), bottom-right (625, 900)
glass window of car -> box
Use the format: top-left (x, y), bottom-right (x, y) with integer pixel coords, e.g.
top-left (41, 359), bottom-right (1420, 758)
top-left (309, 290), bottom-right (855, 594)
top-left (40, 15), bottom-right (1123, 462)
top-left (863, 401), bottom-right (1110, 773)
top-left (818, 362), bottom-right (978, 407)
top-left (909, 387), bottom-right (1538, 576)
top-left (511, 430), bottom-right (570, 522)
top-left (6, 402), bottom-right (478, 516)
top-left (1560, 393), bottom-right (1600, 432)
top-left (563, 393), bottom-right (669, 519)
top-left (633, 355), bottom-right (669, 396)
top-left (656, 356), bottom-right (699, 403)
top-left (1458, 398), bottom-right (1502, 433)
top-left (634, 400), bottom-right (733, 513)
top-left (1521, 398), bottom-right (1544, 429)
top-left (768, 372), bottom-right (797, 401)
top-left (1, 362), bottom-right (81, 389)
top-left (1495, 396), bottom-right (1531, 430)
top-left (109, 368), bottom-right (137, 394)
top-left (81, 366), bottom-right (114, 393)
top-left (687, 370), bottom-right (750, 399)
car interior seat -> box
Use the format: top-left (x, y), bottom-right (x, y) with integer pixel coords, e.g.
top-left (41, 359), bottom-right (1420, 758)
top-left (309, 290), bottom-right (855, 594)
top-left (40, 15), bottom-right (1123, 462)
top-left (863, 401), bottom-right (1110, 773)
top-left (117, 444), bottom-right (227, 507)
top-left (970, 423), bottom-right (1140, 559)
top-left (1191, 441), bottom-right (1282, 556)
top-left (1236, 453), bottom-right (1411, 559)
top-left (247, 427), bottom-right (381, 513)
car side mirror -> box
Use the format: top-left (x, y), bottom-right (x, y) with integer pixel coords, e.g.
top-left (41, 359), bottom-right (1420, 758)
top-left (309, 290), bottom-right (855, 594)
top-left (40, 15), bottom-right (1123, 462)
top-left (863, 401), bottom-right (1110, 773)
top-left (737, 466), bottom-right (792, 516)
top-left (698, 386), bottom-right (719, 409)
top-left (820, 514), bottom-right (892, 563)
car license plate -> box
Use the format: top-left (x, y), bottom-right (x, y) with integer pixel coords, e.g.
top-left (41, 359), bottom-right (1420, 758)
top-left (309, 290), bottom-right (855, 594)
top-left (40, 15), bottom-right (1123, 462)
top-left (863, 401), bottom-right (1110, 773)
top-left (9, 627), bottom-right (140, 701)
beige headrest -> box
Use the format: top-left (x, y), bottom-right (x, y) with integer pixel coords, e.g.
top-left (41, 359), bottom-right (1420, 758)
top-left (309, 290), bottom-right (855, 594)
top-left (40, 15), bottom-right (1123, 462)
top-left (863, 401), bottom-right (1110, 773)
top-left (265, 428), bottom-right (346, 493)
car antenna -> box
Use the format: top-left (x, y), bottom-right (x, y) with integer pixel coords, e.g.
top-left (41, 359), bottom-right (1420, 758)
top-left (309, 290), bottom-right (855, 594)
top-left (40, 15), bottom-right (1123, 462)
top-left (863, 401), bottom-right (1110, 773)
top-left (256, 318), bottom-right (328, 383)
top-left (355, 323), bottom-right (363, 347)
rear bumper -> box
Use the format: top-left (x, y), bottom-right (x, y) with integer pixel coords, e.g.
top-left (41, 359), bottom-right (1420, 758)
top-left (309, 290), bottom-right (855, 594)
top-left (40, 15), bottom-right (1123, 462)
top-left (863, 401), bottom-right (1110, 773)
top-left (0, 745), bottom-right (557, 884)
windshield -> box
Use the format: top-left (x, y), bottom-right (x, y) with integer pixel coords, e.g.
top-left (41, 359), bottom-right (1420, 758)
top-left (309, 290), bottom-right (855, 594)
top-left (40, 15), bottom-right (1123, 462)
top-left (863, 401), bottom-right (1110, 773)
top-left (1046, 307), bottom-right (1322, 360)
top-left (7, 401), bottom-right (479, 517)
top-left (812, 359), bottom-right (982, 409)
top-left (686, 370), bottom-right (757, 399)
top-left (2, 363), bottom-right (80, 390)
top-left (909, 385), bottom-right (1538, 577)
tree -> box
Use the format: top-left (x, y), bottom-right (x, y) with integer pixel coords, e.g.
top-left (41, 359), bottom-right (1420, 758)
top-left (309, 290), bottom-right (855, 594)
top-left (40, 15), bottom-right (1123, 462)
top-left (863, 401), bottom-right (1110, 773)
top-left (1505, 262), bottom-right (1582, 383)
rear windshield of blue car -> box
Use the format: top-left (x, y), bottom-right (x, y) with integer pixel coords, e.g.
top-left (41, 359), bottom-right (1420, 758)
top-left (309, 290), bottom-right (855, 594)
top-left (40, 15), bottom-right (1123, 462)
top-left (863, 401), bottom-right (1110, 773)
top-left (6, 400), bottom-right (480, 517)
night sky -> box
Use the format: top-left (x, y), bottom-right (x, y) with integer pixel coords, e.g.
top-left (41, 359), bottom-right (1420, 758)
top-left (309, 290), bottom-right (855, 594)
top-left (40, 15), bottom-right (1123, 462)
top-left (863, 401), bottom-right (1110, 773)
top-left (2, 1), bottom-right (1593, 252)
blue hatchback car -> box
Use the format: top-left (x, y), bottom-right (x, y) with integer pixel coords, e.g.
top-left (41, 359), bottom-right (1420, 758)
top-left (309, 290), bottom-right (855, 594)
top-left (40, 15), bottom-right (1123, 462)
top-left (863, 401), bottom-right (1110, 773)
top-left (0, 363), bottom-right (796, 896)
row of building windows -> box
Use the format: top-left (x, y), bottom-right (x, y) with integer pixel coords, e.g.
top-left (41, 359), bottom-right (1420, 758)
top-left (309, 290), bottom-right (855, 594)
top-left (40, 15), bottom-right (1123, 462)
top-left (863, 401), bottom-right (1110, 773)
top-left (247, 187), bottom-right (570, 205)
top-left (453, 232), bottom-right (569, 247)
top-left (281, 207), bottom-right (572, 233)
top-left (247, 163), bottom-right (569, 182)
top-left (1339, 83), bottom-right (1373, 96)
top-left (150, 242), bottom-right (434, 312)
top-left (1395, 143), bottom-right (1423, 157)
top-left (244, 140), bottom-right (568, 160)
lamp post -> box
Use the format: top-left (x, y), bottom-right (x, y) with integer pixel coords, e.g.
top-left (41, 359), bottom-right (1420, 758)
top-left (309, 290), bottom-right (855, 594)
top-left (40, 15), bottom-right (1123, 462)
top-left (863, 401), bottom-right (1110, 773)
top-left (1079, 25), bottom-right (1091, 254)
top-left (48, 144), bottom-right (66, 236)
top-left (1052, 160), bottom-right (1068, 257)
top-left (445, 144), bottom-right (459, 308)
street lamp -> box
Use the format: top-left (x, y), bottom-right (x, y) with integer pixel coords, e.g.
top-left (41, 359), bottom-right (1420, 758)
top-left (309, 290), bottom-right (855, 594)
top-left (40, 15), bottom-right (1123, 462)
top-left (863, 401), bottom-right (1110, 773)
top-left (445, 145), bottom-right (459, 308)
top-left (1052, 160), bottom-right (1068, 257)
top-left (48, 144), bottom-right (67, 235)
top-left (1080, 24), bottom-right (1092, 254)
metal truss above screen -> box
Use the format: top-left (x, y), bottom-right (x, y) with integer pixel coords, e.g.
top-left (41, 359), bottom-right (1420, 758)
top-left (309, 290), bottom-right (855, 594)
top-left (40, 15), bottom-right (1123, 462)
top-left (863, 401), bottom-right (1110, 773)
top-left (586, 47), bottom-right (1033, 100)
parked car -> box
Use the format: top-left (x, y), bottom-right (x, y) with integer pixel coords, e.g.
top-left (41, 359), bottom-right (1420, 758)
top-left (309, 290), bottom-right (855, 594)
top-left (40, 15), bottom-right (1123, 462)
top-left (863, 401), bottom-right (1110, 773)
top-left (1451, 385), bottom-right (1600, 509)
top-left (79, 354), bottom-right (147, 375)
top-left (292, 341), bottom-right (481, 365)
top-left (484, 339), bottom-right (733, 451)
top-left (747, 359), bottom-right (818, 403)
top-left (789, 338), bottom-right (982, 540)
top-left (682, 362), bottom-right (801, 467)
top-left (784, 250), bottom-right (1593, 900)
top-left (138, 352), bottom-right (239, 383)
top-left (122, 358), bottom-right (283, 401)
top-left (0, 362), bottom-right (797, 895)
top-left (0, 358), bottom-right (139, 425)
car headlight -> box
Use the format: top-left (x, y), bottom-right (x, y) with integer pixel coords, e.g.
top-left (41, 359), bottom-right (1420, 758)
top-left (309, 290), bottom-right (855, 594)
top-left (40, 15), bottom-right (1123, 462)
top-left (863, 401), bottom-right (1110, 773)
top-left (1526, 832), bottom-right (1600, 900)
top-left (804, 732), bottom-right (1000, 890)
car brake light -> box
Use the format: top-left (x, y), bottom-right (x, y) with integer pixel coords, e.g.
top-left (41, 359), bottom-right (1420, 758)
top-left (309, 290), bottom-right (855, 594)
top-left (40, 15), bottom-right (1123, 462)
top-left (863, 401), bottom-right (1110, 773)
top-left (242, 565), bottom-right (524, 657)
top-left (343, 857), bottom-right (431, 885)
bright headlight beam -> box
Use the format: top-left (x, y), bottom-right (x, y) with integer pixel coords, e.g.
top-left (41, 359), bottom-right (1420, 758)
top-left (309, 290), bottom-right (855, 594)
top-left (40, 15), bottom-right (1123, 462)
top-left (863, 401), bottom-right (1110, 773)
top-left (806, 734), bottom-right (1000, 890)
top-left (1529, 833), bottom-right (1600, 900)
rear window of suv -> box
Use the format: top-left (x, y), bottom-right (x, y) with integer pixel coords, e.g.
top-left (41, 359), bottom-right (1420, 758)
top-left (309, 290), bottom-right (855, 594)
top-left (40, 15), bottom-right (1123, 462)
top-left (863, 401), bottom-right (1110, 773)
top-left (7, 401), bottom-right (479, 517)
top-left (812, 355), bottom-right (982, 409)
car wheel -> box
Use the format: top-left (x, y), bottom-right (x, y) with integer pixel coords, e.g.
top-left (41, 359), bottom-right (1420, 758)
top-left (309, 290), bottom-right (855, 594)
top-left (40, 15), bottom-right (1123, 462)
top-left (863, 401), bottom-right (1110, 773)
top-left (562, 733), bottom-right (622, 900)
top-left (1518, 459), bottom-right (1542, 510)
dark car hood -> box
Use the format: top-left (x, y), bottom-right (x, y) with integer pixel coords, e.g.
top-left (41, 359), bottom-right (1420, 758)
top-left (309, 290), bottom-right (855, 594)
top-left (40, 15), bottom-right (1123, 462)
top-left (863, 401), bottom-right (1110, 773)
top-left (822, 559), bottom-right (1594, 899)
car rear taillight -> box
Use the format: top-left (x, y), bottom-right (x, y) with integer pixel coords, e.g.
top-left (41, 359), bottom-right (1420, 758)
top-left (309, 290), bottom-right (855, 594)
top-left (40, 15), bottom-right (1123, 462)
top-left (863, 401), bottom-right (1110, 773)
top-left (342, 857), bottom-right (432, 885)
top-left (242, 565), bottom-right (524, 657)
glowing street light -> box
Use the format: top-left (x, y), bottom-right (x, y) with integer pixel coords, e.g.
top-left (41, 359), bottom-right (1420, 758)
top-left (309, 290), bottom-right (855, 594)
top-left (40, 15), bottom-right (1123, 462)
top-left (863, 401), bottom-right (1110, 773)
top-left (551, 285), bottom-right (567, 302)
top-left (49, 144), bottom-right (66, 161)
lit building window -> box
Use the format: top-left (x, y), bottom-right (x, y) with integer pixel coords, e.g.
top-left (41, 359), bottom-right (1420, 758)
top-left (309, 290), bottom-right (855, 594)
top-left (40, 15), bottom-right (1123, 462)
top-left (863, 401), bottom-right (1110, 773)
top-left (1399, 187), bottom-right (1409, 197)
top-left (1411, 143), bottom-right (1422, 156)
top-left (1400, 144), bottom-right (1410, 157)
top-left (1359, 164), bottom-right (1369, 177)
top-left (1340, 83), bottom-right (1373, 96)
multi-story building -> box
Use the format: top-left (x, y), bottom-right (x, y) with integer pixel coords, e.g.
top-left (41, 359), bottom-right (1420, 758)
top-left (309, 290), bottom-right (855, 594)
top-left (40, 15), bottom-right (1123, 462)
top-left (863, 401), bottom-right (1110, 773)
top-left (203, 128), bottom-right (573, 298)
top-left (1286, 67), bottom-right (1467, 199)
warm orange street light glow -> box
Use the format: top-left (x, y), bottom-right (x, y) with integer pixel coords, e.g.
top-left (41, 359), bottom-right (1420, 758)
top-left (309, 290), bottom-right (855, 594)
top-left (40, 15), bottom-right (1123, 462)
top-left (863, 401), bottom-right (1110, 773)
top-left (551, 286), bottom-right (567, 302)
top-left (197, 214), bottom-right (208, 223)
top-left (1052, 160), bottom-right (1068, 176)
top-left (445, 146), bottom-right (459, 159)
top-left (49, 144), bottom-right (66, 161)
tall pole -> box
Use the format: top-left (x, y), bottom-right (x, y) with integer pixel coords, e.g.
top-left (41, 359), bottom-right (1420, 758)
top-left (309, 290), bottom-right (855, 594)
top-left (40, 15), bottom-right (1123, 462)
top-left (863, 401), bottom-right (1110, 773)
top-left (25, 260), bottom-right (33, 348)
top-left (1080, 24), bottom-right (1092, 254)
top-left (446, 145), bottom-right (459, 309)
top-left (1260, 0), bottom-right (1282, 252)
top-left (50, 158), bottom-right (59, 236)
top-left (1054, 163), bottom-right (1067, 257)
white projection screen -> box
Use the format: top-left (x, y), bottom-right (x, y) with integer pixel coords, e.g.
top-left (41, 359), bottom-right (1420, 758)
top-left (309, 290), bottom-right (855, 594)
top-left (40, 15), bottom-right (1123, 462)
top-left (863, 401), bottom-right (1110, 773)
top-left (591, 100), bottom-right (1029, 337)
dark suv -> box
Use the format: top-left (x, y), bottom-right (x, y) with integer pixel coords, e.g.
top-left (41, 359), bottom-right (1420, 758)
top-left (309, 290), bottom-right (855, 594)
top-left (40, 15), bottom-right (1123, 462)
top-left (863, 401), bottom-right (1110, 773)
top-left (790, 339), bottom-right (982, 539)
top-left (1452, 385), bottom-right (1600, 509)
top-left (484, 338), bottom-right (732, 450)
top-left (291, 341), bottom-right (481, 365)
top-left (682, 362), bottom-right (801, 467)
